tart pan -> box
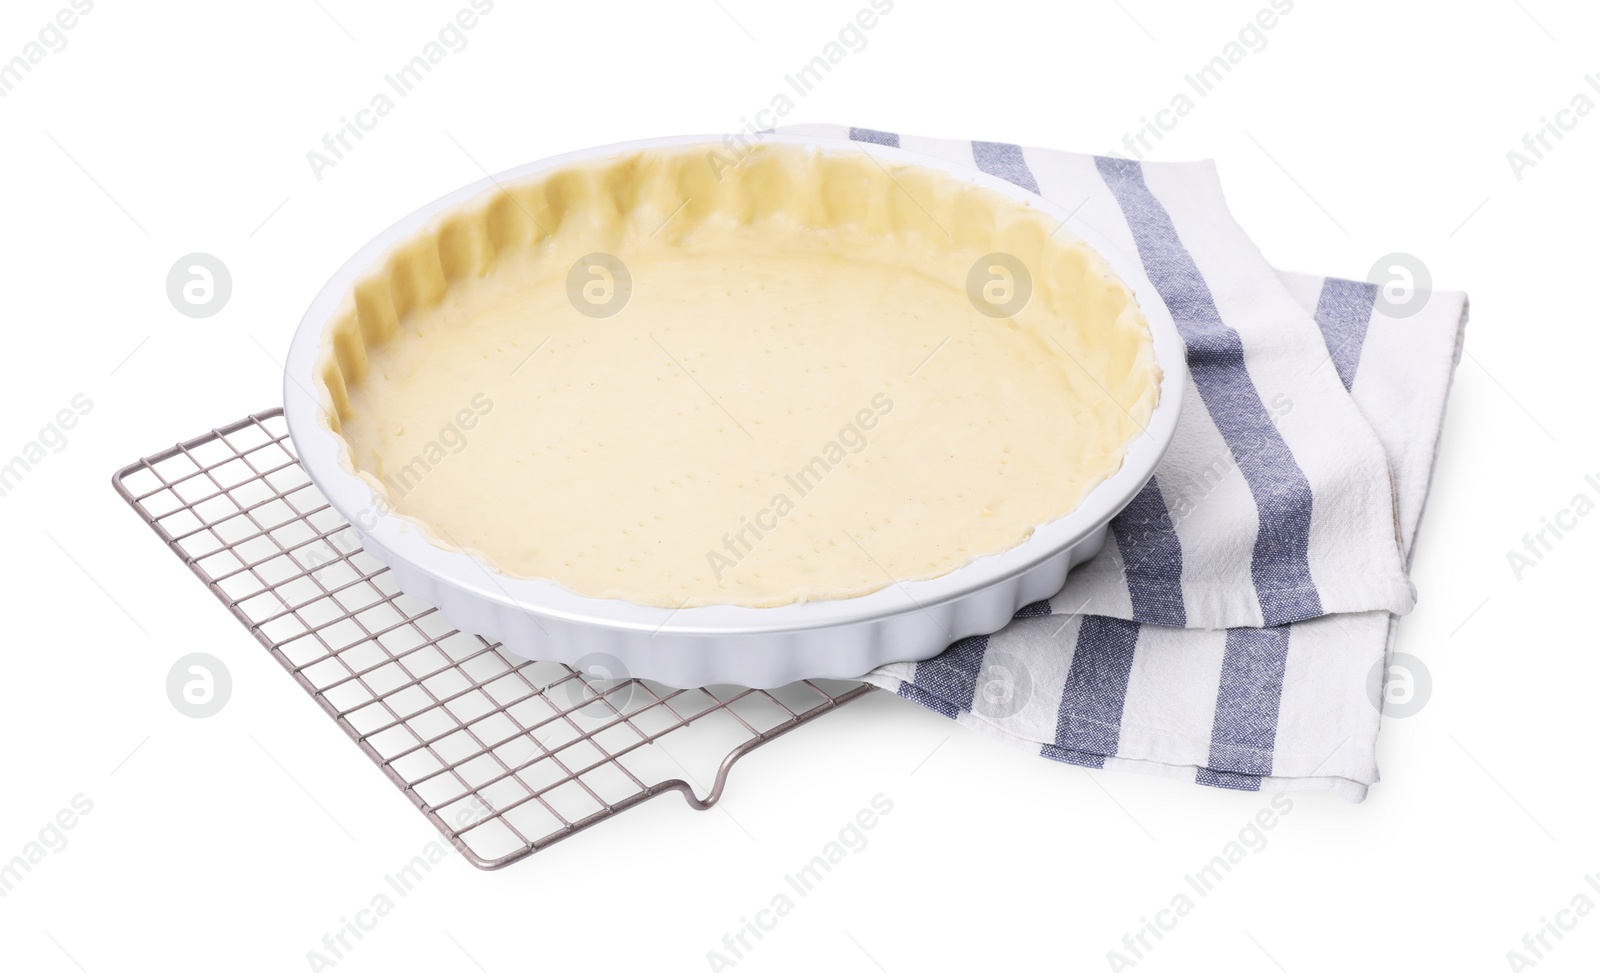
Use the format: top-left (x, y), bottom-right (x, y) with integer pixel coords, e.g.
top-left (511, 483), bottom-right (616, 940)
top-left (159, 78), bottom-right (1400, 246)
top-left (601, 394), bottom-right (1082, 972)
top-left (283, 133), bottom-right (1184, 688)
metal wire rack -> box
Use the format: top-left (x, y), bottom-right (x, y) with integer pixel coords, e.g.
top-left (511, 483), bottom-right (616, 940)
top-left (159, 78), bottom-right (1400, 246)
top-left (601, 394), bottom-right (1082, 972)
top-left (113, 409), bottom-right (872, 870)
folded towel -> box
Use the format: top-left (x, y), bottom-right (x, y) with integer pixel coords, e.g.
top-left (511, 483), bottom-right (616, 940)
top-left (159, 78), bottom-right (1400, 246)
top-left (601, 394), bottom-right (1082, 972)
top-left (778, 125), bottom-right (1467, 800)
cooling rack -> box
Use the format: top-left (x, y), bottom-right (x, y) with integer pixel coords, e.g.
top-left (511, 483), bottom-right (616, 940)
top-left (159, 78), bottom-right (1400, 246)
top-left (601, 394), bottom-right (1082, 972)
top-left (113, 409), bottom-right (872, 870)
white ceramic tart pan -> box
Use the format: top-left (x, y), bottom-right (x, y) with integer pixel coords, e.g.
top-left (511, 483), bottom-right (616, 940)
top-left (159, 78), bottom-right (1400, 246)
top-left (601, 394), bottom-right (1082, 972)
top-left (283, 133), bottom-right (1184, 688)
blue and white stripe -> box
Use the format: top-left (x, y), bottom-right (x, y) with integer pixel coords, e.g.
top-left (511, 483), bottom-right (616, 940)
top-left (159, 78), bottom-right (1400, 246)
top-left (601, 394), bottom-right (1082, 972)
top-left (1313, 278), bottom-right (1380, 391)
top-left (1095, 156), bottom-right (1323, 628)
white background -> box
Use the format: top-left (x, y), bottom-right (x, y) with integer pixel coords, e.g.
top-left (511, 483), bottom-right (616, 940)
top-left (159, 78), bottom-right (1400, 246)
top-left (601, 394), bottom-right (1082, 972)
top-left (0, 1), bottom-right (1595, 970)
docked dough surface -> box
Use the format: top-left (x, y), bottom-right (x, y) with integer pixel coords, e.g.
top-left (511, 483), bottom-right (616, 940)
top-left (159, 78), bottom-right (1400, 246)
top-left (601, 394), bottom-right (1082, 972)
top-left (319, 143), bottom-right (1159, 607)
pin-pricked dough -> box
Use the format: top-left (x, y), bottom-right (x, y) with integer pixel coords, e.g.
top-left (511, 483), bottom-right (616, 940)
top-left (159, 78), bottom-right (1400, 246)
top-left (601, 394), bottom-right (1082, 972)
top-left (317, 144), bottom-right (1159, 607)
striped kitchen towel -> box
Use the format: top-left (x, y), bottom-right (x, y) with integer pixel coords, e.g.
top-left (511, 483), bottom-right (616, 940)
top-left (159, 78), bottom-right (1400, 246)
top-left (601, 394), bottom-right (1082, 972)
top-left (787, 123), bottom-right (1419, 630)
top-left (783, 125), bottom-right (1467, 799)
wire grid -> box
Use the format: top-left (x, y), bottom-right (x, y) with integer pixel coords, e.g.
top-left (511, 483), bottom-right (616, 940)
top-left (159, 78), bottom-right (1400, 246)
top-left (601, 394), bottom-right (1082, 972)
top-left (112, 409), bottom-right (872, 870)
